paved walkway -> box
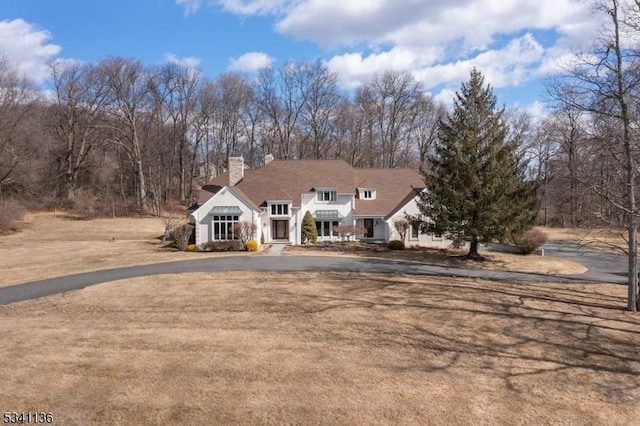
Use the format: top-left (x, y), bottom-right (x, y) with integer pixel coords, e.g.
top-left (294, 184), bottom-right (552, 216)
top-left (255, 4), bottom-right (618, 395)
top-left (263, 243), bottom-right (287, 256)
top-left (0, 255), bottom-right (601, 306)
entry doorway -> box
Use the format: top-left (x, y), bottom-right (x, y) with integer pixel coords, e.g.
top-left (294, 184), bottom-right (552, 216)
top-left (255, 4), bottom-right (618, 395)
top-left (272, 220), bottom-right (289, 240)
top-left (363, 219), bottom-right (374, 238)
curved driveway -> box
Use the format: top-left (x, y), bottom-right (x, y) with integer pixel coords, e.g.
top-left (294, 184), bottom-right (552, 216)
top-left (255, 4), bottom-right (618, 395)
top-left (543, 241), bottom-right (629, 284)
top-left (0, 254), bottom-right (600, 306)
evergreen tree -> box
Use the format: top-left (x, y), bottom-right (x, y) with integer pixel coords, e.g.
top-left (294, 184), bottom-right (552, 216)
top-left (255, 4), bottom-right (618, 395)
top-left (301, 210), bottom-right (318, 243)
top-left (416, 69), bottom-right (536, 259)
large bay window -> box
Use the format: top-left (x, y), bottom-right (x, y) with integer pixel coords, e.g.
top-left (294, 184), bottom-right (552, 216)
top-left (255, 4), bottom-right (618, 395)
top-left (212, 215), bottom-right (239, 240)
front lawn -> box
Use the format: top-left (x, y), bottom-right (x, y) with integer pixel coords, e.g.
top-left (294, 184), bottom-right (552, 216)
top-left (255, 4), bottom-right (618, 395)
top-left (0, 272), bottom-right (637, 425)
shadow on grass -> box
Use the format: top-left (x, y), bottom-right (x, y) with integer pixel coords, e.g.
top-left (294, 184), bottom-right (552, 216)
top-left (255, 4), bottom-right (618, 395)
top-left (264, 270), bottom-right (640, 403)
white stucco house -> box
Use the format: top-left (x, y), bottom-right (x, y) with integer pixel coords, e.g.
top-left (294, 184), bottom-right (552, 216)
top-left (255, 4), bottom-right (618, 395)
top-left (189, 155), bottom-right (453, 248)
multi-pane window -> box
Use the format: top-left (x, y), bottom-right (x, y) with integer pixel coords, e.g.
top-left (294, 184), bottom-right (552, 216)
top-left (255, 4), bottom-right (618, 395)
top-left (212, 215), bottom-right (239, 240)
top-left (315, 221), bottom-right (340, 237)
top-left (317, 190), bottom-right (337, 202)
top-left (270, 204), bottom-right (289, 216)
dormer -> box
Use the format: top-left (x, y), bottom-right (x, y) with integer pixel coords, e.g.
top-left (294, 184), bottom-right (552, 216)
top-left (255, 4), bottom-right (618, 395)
top-left (316, 188), bottom-right (338, 203)
top-left (358, 188), bottom-right (376, 200)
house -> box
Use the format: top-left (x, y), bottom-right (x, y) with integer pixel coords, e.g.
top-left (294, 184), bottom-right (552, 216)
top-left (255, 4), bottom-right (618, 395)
top-left (189, 155), bottom-right (452, 248)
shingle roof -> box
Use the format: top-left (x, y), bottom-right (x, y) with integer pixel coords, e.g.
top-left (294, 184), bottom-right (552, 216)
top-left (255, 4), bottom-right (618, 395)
top-left (353, 168), bottom-right (425, 216)
top-left (198, 159), bottom-right (425, 216)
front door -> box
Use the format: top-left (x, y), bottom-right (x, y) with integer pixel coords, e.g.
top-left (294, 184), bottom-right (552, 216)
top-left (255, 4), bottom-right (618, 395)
top-left (363, 219), bottom-right (374, 238)
top-left (273, 220), bottom-right (289, 240)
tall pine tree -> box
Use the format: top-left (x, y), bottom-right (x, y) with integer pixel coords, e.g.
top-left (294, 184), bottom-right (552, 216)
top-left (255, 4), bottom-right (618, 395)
top-left (416, 69), bottom-right (536, 259)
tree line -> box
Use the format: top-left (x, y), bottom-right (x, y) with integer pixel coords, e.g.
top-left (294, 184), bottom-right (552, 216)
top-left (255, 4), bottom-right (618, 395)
top-left (0, 48), bottom-right (616, 229)
top-left (0, 55), bottom-right (447, 217)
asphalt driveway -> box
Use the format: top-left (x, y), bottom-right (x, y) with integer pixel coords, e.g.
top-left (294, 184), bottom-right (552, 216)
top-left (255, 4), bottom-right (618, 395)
top-left (543, 241), bottom-right (630, 284)
top-left (0, 254), bottom-right (600, 306)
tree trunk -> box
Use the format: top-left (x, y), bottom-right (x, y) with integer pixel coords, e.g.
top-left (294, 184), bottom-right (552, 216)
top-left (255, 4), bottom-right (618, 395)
top-left (467, 236), bottom-right (480, 259)
top-left (627, 209), bottom-right (638, 311)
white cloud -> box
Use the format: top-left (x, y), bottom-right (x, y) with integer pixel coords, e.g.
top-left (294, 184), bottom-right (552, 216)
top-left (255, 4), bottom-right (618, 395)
top-left (0, 19), bottom-right (61, 83)
top-left (213, 0), bottom-right (288, 15)
top-left (184, 0), bottom-right (599, 105)
top-left (276, 0), bottom-right (593, 49)
top-left (228, 52), bottom-right (274, 72)
top-left (175, 0), bottom-right (202, 15)
top-left (164, 53), bottom-right (202, 69)
top-left (327, 45), bottom-right (443, 89)
top-left (331, 33), bottom-right (545, 92)
top-left (520, 101), bottom-right (547, 123)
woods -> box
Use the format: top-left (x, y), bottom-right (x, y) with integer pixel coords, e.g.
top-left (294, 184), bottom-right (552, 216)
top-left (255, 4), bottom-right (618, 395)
top-left (0, 56), bottom-right (446, 218)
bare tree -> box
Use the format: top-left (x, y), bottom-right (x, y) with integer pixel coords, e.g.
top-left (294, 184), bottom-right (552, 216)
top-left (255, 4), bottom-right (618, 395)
top-left (0, 55), bottom-right (36, 197)
top-left (394, 218), bottom-right (410, 242)
top-left (548, 0), bottom-right (640, 310)
top-left (154, 62), bottom-right (202, 204)
top-left (298, 60), bottom-right (344, 159)
top-left (413, 95), bottom-right (446, 173)
top-left (254, 62), bottom-right (311, 159)
top-left (50, 61), bottom-right (109, 201)
top-left (233, 221), bottom-right (257, 244)
top-left (361, 71), bottom-right (423, 168)
top-left (99, 57), bottom-right (152, 211)
top-left (214, 73), bottom-right (253, 161)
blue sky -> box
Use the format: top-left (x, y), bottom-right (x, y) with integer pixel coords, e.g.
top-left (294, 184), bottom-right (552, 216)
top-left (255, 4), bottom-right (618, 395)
top-left (0, 0), bottom-right (597, 116)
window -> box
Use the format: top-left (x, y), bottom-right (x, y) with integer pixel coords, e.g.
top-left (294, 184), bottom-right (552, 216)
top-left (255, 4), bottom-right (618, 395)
top-left (270, 203), bottom-right (289, 216)
top-left (411, 222), bottom-right (420, 239)
top-left (317, 190), bottom-right (337, 202)
top-left (360, 189), bottom-right (375, 200)
top-left (315, 221), bottom-right (340, 238)
top-left (212, 215), bottom-right (239, 240)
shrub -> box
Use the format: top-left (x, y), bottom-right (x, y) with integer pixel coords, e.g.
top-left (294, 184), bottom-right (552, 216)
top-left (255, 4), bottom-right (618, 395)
top-left (260, 231), bottom-right (266, 245)
top-left (201, 240), bottom-right (244, 252)
top-left (245, 240), bottom-right (258, 251)
top-left (71, 190), bottom-right (98, 219)
top-left (333, 224), bottom-right (368, 241)
top-left (171, 222), bottom-right (195, 251)
top-left (394, 218), bottom-right (409, 242)
top-left (513, 228), bottom-right (548, 255)
top-left (186, 244), bottom-right (198, 252)
top-left (0, 199), bottom-right (26, 232)
top-left (233, 221), bottom-right (257, 244)
top-left (387, 240), bottom-right (405, 250)
top-left (301, 211), bottom-right (318, 243)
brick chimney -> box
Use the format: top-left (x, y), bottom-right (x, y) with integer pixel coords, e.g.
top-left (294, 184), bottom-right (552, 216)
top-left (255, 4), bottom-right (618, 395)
top-left (228, 156), bottom-right (244, 186)
top-left (265, 154), bottom-right (274, 166)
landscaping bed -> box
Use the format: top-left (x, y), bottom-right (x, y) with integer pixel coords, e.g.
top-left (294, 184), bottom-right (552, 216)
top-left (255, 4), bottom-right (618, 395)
top-left (286, 241), bottom-right (587, 275)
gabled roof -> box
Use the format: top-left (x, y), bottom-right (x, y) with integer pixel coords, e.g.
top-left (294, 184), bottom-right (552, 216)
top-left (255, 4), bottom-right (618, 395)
top-left (198, 159), bottom-right (425, 217)
top-left (352, 168), bottom-right (425, 217)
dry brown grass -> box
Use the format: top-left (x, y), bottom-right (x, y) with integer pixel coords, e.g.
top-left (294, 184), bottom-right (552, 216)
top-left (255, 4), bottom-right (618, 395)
top-left (0, 272), bottom-right (637, 425)
top-left (0, 212), bottom-right (256, 288)
top-left (286, 244), bottom-right (587, 275)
